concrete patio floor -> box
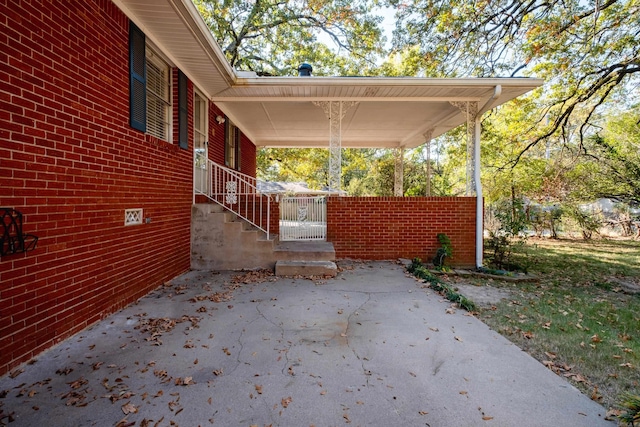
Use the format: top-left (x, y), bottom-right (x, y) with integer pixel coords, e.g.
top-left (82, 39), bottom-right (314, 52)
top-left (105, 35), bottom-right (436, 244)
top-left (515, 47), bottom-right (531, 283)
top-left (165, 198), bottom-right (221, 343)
top-left (0, 262), bottom-right (614, 426)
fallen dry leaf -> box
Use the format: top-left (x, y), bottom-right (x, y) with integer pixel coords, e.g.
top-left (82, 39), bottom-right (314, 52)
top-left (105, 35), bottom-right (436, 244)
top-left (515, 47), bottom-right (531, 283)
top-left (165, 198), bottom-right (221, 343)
top-left (55, 367), bottom-right (73, 376)
top-left (281, 396), bottom-right (292, 408)
top-left (121, 402), bottom-right (138, 415)
top-left (9, 369), bottom-right (24, 379)
top-left (482, 416), bottom-right (494, 420)
top-left (115, 417), bottom-right (135, 427)
top-left (174, 376), bottom-right (193, 386)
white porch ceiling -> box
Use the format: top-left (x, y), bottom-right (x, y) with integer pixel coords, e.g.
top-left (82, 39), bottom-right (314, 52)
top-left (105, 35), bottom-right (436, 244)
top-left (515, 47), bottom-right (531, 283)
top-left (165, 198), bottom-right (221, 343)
top-left (113, 0), bottom-right (543, 150)
top-left (214, 77), bottom-right (543, 148)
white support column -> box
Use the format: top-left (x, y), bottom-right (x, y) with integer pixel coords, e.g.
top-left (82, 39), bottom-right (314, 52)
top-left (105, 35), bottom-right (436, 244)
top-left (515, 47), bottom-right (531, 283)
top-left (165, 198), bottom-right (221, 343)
top-left (313, 101), bottom-right (359, 191)
top-left (474, 116), bottom-right (483, 268)
top-left (394, 147), bottom-right (404, 196)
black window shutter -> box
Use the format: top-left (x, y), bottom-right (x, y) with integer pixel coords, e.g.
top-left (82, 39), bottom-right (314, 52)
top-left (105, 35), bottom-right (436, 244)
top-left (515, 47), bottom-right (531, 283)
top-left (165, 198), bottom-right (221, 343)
top-left (224, 119), bottom-right (230, 167)
top-left (236, 129), bottom-right (241, 171)
top-left (178, 70), bottom-right (188, 149)
top-left (129, 21), bottom-right (146, 132)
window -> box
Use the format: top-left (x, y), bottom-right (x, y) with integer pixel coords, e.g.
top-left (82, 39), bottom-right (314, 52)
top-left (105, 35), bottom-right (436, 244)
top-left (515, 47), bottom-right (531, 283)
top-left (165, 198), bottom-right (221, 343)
top-left (145, 49), bottom-right (171, 140)
top-left (225, 120), bottom-right (241, 170)
top-left (129, 21), bottom-right (172, 142)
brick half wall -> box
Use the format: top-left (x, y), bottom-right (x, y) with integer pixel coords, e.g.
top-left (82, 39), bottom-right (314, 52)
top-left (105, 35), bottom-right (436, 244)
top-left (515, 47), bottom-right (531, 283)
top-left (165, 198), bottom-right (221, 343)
top-left (326, 197), bottom-right (477, 267)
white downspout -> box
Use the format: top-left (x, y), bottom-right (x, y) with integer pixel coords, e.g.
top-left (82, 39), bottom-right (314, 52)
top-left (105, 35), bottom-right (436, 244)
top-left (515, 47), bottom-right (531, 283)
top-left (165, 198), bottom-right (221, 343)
top-left (474, 116), bottom-right (483, 268)
top-left (475, 85), bottom-right (502, 268)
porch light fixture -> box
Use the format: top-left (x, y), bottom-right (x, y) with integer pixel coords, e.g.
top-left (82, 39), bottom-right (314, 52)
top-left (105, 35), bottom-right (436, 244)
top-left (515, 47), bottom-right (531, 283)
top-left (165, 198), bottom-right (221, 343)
top-left (216, 115), bottom-right (225, 124)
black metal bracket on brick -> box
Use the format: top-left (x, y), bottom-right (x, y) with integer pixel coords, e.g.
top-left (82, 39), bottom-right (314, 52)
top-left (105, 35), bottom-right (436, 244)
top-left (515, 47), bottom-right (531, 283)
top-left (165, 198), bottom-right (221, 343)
top-left (1, 208), bottom-right (38, 257)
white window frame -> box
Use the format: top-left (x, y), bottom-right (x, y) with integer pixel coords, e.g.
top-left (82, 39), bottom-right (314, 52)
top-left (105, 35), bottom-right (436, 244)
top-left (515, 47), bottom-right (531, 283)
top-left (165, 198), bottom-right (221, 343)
top-left (225, 120), bottom-right (240, 170)
top-left (145, 47), bottom-right (171, 141)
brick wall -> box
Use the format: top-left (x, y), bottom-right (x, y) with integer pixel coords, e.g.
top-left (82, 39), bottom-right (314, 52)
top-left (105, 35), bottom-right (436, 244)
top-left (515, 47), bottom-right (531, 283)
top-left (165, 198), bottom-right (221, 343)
top-left (208, 104), bottom-right (256, 177)
top-left (0, 0), bottom-right (195, 375)
top-left (326, 197), bottom-right (477, 267)
top-left (240, 133), bottom-right (256, 177)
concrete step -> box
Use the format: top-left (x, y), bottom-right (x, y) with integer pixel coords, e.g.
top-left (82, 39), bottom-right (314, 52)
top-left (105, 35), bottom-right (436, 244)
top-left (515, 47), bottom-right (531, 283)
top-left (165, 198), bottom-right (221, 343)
top-left (274, 241), bottom-right (335, 262)
top-left (275, 260), bottom-right (338, 277)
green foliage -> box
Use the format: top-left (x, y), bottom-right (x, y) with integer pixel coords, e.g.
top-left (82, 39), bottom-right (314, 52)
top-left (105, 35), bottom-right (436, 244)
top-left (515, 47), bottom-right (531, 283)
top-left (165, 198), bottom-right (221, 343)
top-left (388, 0), bottom-right (640, 150)
top-left (485, 198), bottom-right (533, 273)
top-left (528, 205), bottom-right (563, 239)
top-left (619, 393), bottom-right (640, 426)
top-left (407, 258), bottom-right (476, 312)
top-left (194, 0), bottom-right (385, 76)
top-left (579, 112), bottom-right (640, 206)
top-left (432, 233), bottom-right (453, 268)
top-left (492, 197), bottom-right (529, 237)
top-left (563, 204), bottom-right (603, 240)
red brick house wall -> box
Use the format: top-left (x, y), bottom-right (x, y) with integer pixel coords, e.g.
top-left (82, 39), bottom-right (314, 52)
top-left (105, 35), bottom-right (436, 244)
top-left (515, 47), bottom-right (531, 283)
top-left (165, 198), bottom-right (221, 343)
top-left (326, 197), bottom-right (477, 267)
top-left (240, 133), bottom-right (256, 177)
top-left (0, 0), bottom-right (265, 376)
top-left (208, 104), bottom-right (256, 177)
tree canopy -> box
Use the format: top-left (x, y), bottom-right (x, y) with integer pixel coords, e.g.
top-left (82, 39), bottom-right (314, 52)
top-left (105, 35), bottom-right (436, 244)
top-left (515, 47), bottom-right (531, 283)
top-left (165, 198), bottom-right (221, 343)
top-left (193, 0), bottom-right (386, 76)
top-left (387, 0), bottom-right (640, 159)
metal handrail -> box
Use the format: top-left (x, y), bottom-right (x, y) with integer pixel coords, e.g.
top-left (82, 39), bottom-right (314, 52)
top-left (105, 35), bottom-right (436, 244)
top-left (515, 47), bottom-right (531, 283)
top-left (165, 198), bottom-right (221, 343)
top-left (195, 160), bottom-right (272, 237)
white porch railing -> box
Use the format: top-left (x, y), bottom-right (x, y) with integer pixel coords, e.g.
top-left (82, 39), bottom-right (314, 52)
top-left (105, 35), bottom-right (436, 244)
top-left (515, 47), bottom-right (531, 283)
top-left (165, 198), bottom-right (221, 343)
top-left (195, 160), bottom-right (271, 237)
top-left (279, 196), bottom-right (327, 241)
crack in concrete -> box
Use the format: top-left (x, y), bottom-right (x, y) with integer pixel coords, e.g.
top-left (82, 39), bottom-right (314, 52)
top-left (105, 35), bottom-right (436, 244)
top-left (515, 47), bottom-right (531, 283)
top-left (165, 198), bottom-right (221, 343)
top-left (345, 293), bottom-right (373, 387)
top-left (254, 298), bottom-right (292, 377)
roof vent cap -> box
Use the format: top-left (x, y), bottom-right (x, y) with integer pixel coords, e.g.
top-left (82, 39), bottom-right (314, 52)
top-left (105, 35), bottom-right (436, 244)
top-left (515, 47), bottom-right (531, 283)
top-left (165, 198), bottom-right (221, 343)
top-left (298, 63), bottom-right (312, 77)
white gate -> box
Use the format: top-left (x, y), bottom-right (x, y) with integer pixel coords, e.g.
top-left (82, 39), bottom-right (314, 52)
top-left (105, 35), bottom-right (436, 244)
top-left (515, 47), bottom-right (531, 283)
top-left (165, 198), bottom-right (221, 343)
top-left (279, 196), bottom-right (326, 241)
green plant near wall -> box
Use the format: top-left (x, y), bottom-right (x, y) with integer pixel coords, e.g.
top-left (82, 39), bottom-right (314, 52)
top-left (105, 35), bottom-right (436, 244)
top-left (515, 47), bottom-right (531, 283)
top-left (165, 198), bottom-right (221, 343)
top-left (619, 393), bottom-right (640, 426)
top-left (408, 258), bottom-right (476, 312)
top-left (432, 233), bottom-right (453, 269)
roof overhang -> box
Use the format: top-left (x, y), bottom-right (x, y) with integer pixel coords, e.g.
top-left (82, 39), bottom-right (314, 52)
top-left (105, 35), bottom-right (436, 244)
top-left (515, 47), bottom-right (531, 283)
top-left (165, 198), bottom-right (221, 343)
top-left (112, 0), bottom-right (237, 99)
top-left (112, 0), bottom-right (543, 149)
top-left (214, 77), bottom-right (543, 148)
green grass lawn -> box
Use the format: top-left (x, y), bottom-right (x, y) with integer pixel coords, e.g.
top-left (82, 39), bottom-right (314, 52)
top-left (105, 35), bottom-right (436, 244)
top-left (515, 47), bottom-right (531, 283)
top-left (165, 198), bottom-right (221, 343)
top-left (463, 238), bottom-right (640, 413)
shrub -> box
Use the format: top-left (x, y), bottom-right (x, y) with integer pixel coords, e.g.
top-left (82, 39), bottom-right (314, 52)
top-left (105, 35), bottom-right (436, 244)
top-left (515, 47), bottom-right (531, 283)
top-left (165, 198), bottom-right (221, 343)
top-left (407, 258), bottom-right (476, 312)
top-left (619, 393), bottom-right (640, 426)
top-left (432, 233), bottom-right (453, 268)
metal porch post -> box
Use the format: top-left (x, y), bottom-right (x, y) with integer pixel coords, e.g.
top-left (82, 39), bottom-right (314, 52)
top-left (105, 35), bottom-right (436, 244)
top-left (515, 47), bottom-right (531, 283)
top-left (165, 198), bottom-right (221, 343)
top-left (423, 129), bottom-right (434, 197)
top-left (313, 101), bottom-right (359, 192)
top-left (394, 147), bottom-right (404, 196)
